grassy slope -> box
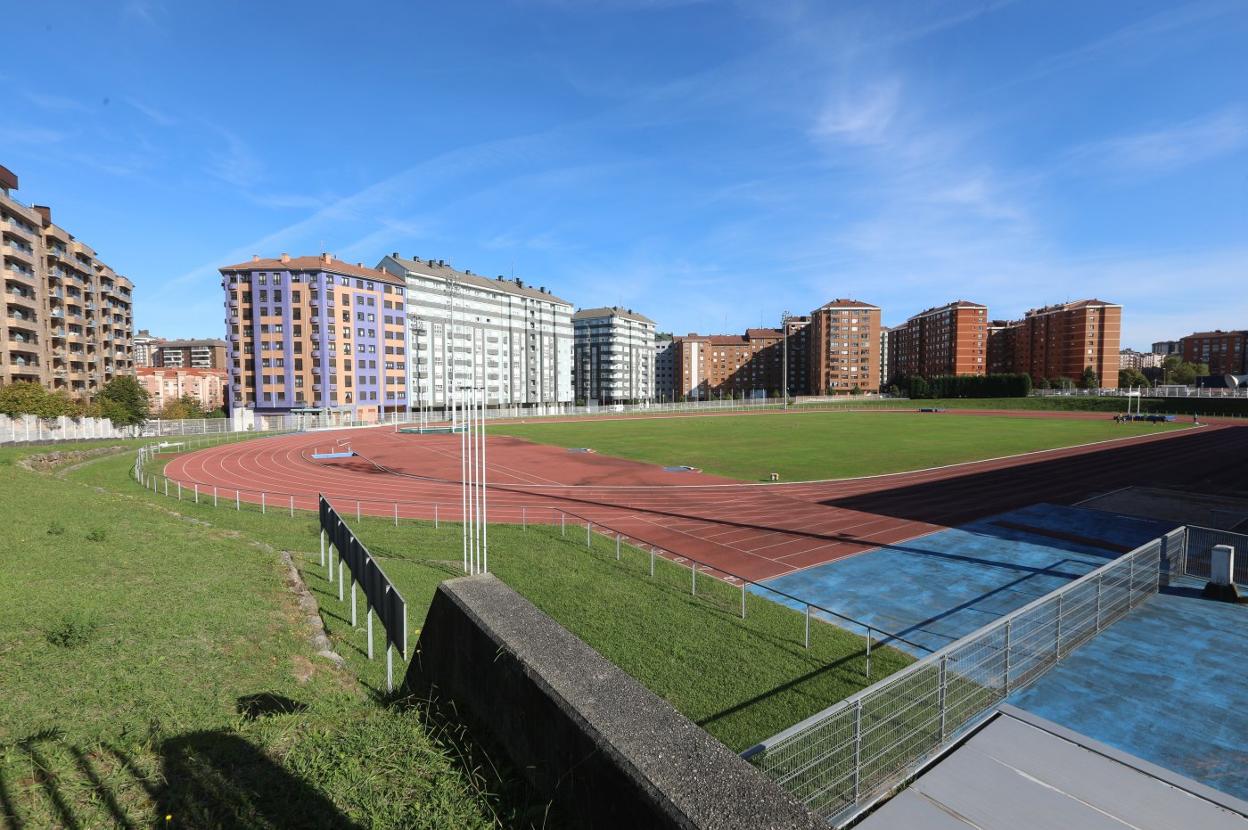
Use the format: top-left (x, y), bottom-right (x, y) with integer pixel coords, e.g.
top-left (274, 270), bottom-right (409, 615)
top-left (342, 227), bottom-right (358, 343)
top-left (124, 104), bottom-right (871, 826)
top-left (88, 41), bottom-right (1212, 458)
top-left (0, 443), bottom-right (530, 829)
top-left (489, 410), bottom-right (1187, 481)
top-left (72, 450), bottom-right (910, 754)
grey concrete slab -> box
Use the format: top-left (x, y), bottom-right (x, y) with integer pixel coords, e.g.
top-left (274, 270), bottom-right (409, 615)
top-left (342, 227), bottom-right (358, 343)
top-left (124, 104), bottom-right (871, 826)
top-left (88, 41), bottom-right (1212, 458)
top-left (859, 711), bottom-right (1248, 830)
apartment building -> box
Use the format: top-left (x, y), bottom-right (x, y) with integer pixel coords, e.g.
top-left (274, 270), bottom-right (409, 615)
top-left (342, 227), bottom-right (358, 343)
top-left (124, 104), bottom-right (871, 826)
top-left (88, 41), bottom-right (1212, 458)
top-left (808, 299), bottom-right (881, 394)
top-left (672, 328), bottom-right (779, 399)
top-left (1181, 330), bottom-right (1247, 375)
top-left (137, 367), bottom-right (227, 412)
top-left (1151, 340), bottom-right (1180, 356)
top-left (1, 164), bottom-right (134, 396)
top-left (572, 307), bottom-right (656, 404)
top-left (985, 320), bottom-right (1016, 374)
top-left (1119, 349), bottom-right (1162, 371)
top-left (154, 338), bottom-right (227, 369)
top-left (220, 253), bottom-right (408, 422)
top-left (887, 300), bottom-right (988, 382)
top-left (654, 333), bottom-right (677, 401)
top-left (784, 315), bottom-right (811, 396)
top-left (378, 255), bottom-right (573, 410)
top-left (1010, 299), bottom-right (1122, 388)
top-left (133, 329), bottom-right (163, 368)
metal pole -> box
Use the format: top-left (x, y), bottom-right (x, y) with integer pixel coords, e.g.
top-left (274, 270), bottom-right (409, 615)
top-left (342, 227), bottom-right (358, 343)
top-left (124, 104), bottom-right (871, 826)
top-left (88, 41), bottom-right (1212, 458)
top-left (561, 512), bottom-right (565, 536)
top-left (290, 495), bottom-right (294, 517)
top-left (805, 604), bottom-right (811, 649)
top-left (587, 521), bottom-right (591, 549)
top-left (460, 388), bottom-right (467, 573)
top-left (386, 645), bottom-right (393, 694)
top-left (328, 543), bottom-right (334, 580)
top-left (261, 492), bottom-right (266, 514)
top-left (616, 533), bottom-right (621, 561)
top-left (351, 581), bottom-right (357, 627)
top-left (1004, 619), bottom-right (1012, 694)
top-left (481, 374), bottom-right (489, 574)
top-left (691, 563), bottom-right (697, 595)
top-left (213, 486), bottom-right (218, 507)
top-left (741, 581), bottom-right (746, 618)
top-left (177, 482), bottom-right (182, 500)
top-left (522, 506), bottom-right (526, 531)
top-left (367, 607), bottom-right (373, 659)
top-left (1095, 574), bottom-right (1103, 631)
top-left (853, 700), bottom-right (862, 801)
top-left (356, 500), bottom-right (361, 522)
top-left (1055, 593), bottom-right (1063, 658)
top-left (320, 529), bottom-right (326, 567)
top-left (235, 489), bottom-right (240, 510)
top-left (650, 548), bottom-right (655, 577)
top-left (164, 478), bottom-right (168, 496)
top-left (938, 655), bottom-right (948, 741)
top-left (194, 484), bottom-right (198, 503)
top-left (338, 552), bottom-right (344, 602)
top-left (434, 503), bottom-right (439, 528)
top-left (865, 627), bottom-right (872, 679)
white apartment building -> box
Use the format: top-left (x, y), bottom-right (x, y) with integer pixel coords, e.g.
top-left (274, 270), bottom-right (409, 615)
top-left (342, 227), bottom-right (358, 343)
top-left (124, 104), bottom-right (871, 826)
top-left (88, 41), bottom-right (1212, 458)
top-left (378, 255), bottom-right (573, 409)
top-left (572, 307), bottom-right (656, 404)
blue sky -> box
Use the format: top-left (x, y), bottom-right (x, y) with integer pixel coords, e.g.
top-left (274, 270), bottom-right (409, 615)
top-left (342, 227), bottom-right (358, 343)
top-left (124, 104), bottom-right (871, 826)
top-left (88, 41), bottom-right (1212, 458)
top-left (3, 0), bottom-right (1246, 348)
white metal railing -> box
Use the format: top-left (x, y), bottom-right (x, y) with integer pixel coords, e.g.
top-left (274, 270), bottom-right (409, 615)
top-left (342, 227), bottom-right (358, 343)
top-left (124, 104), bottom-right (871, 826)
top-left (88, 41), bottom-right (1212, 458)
top-left (744, 529), bottom-right (1182, 826)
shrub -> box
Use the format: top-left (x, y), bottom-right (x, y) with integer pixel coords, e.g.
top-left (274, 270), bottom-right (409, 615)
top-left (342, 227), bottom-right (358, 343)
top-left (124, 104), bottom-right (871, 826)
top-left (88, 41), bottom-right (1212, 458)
top-left (46, 612), bottom-right (98, 648)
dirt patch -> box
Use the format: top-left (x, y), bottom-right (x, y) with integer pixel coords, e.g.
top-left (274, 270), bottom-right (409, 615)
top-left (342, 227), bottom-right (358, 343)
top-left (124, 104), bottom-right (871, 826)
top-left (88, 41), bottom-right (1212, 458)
top-left (20, 445), bottom-right (129, 473)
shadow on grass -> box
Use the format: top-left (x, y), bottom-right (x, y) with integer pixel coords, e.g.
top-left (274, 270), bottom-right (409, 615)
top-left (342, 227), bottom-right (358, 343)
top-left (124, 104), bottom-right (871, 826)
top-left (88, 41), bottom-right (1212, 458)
top-left (3, 723), bottom-right (360, 829)
top-left (392, 682), bottom-right (559, 830)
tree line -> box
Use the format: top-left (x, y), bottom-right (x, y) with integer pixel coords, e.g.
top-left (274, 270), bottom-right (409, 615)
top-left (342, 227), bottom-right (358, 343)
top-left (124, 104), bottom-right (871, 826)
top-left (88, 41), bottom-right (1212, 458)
top-left (0, 378), bottom-right (224, 425)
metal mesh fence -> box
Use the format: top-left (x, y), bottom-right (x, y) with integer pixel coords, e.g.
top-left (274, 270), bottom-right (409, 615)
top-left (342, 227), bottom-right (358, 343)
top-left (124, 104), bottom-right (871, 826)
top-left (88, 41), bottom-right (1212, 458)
top-left (751, 536), bottom-right (1168, 825)
top-left (1185, 525), bottom-right (1248, 584)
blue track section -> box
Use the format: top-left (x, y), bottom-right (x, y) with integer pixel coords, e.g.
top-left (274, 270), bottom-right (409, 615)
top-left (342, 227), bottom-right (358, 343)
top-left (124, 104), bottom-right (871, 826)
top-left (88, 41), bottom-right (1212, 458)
top-left (1009, 577), bottom-right (1248, 802)
top-left (756, 504), bottom-right (1176, 655)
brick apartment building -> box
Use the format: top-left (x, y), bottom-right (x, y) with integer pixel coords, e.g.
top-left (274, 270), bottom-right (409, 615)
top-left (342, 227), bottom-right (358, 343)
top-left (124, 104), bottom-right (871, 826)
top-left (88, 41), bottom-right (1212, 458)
top-left (220, 253), bottom-right (408, 422)
top-left (1, 164), bottom-right (134, 396)
top-left (672, 328), bottom-right (779, 399)
top-left (1180, 330), bottom-right (1247, 376)
top-left (152, 338), bottom-right (227, 370)
top-left (1003, 299), bottom-right (1121, 388)
top-left (808, 299), bottom-right (881, 394)
top-left (137, 367), bottom-right (227, 412)
top-left (784, 315), bottom-right (811, 396)
top-left (886, 300), bottom-right (988, 382)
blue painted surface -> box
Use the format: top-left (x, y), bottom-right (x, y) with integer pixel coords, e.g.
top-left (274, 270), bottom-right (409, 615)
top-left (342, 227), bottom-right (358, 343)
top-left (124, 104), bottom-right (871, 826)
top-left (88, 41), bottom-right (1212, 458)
top-left (757, 504), bottom-right (1176, 655)
top-left (1010, 578), bottom-right (1248, 802)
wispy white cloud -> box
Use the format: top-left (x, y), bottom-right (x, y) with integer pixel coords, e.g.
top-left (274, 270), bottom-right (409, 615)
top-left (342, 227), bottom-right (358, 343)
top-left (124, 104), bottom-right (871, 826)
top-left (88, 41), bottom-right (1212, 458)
top-left (126, 97), bottom-right (177, 126)
top-left (0, 125), bottom-right (68, 145)
top-left (206, 127), bottom-right (263, 189)
top-left (811, 79), bottom-right (902, 147)
top-left (23, 92), bottom-right (92, 113)
top-left (1067, 108), bottom-right (1248, 175)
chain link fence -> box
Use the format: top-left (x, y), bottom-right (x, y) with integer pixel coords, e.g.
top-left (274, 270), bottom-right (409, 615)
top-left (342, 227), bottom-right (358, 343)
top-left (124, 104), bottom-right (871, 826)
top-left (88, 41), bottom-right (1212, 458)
top-left (745, 533), bottom-right (1174, 826)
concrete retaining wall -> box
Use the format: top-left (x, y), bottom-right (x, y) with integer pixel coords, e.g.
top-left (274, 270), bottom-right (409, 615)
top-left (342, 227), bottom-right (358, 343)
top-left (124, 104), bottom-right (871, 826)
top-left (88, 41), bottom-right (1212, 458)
top-left (405, 574), bottom-right (824, 829)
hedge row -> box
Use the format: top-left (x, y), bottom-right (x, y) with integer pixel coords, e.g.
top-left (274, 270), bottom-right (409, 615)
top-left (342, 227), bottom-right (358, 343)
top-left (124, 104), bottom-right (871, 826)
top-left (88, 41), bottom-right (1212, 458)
top-left (900, 373), bottom-right (1033, 399)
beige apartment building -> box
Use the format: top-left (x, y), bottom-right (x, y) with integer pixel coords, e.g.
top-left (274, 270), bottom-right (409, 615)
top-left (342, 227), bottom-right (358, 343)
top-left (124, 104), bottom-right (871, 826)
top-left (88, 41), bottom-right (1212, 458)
top-left (1, 165), bottom-right (134, 396)
top-left (137, 367), bottom-right (227, 412)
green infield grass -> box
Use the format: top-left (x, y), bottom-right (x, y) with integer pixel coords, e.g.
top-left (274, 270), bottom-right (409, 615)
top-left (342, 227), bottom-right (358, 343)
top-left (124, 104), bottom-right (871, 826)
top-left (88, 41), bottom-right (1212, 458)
top-left (488, 410), bottom-right (1189, 481)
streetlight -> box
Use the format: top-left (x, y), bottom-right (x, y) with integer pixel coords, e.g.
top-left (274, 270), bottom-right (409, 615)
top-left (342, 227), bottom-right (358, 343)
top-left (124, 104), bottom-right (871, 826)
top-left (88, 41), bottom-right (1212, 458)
top-left (782, 309), bottom-right (790, 410)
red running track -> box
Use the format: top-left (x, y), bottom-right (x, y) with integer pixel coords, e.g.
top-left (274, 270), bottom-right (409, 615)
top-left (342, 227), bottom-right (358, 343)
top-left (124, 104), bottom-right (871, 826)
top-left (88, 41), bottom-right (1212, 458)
top-left (162, 416), bottom-right (1248, 583)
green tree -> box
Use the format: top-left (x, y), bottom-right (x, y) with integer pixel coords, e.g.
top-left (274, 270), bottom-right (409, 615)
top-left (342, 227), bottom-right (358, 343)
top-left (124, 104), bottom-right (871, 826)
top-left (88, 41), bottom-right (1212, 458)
top-left (0, 382), bottom-right (81, 418)
top-left (95, 376), bottom-right (150, 426)
top-left (1080, 366), bottom-right (1099, 389)
top-left (1118, 368), bottom-right (1150, 389)
top-left (159, 395), bottom-right (206, 421)
top-left (1161, 356), bottom-right (1210, 385)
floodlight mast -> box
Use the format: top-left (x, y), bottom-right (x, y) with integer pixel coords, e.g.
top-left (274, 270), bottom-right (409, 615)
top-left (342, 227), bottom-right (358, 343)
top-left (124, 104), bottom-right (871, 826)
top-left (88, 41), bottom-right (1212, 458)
top-left (782, 309), bottom-right (791, 410)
